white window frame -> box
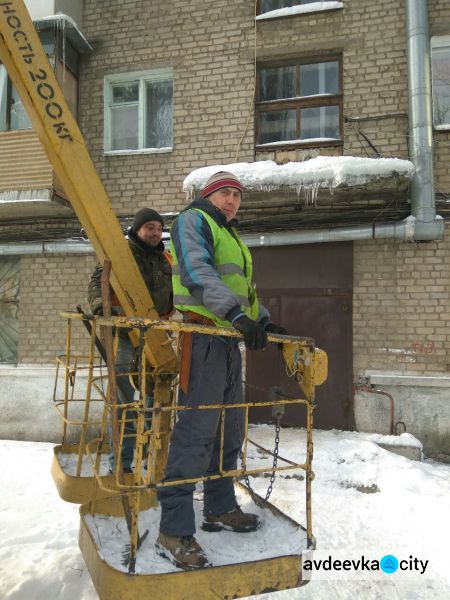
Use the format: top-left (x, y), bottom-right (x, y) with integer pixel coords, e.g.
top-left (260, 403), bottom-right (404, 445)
top-left (257, 0), bottom-right (343, 20)
top-left (104, 68), bottom-right (173, 155)
top-left (431, 36), bottom-right (450, 131)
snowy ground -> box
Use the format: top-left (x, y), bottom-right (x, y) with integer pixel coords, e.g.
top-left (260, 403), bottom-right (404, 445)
top-left (1, 427), bottom-right (450, 599)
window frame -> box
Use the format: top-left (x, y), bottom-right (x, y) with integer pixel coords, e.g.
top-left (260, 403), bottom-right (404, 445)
top-left (256, 0), bottom-right (343, 19)
top-left (0, 67), bottom-right (33, 132)
top-left (255, 56), bottom-right (343, 150)
top-left (103, 68), bottom-right (174, 155)
top-left (431, 35), bottom-right (450, 131)
top-left (0, 28), bottom-right (80, 132)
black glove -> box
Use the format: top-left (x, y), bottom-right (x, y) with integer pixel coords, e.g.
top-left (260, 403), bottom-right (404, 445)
top-left (264, 322), bottom-right (288, 336)
top-left (264, 321), bottom-right (288, 350)
top-left (233, 315), bottom-right (267, 351)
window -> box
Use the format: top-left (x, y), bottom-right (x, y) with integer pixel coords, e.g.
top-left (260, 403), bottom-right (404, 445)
top-left (0, 29), bottom-right (79, 132)
top-left (0, 64), bottom-right (32, 132)
top-left (258, 1), bottom-right (341, 15)
top-left (104, 69), bottom-right (173, 153)
top-left (256, 58), bottom-right (342, 147)
top-left (431, 37), bottom-right (450, 129)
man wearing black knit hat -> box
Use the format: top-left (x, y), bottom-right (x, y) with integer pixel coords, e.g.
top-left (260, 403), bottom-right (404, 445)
top-left (87, 207), bottom-right (173, 473)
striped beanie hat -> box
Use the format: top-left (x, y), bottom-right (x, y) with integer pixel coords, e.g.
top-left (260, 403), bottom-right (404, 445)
top-left (201, 171), bottom-right (244, 198)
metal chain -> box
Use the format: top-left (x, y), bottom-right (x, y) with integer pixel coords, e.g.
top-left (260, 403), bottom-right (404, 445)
top-left (227, 345), bottom-right (281, 505)
top-left (241, 413), bottom-right (281, 504)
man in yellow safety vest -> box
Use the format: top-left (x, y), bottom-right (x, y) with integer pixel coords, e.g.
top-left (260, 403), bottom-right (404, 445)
top-left (156, 172), bottom-right (288, 570)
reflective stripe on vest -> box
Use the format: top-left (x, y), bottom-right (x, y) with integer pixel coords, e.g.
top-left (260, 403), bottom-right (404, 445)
top-left (172, 263), bottom-right (246, 277)
top-left (171, 208), bottom-right (259, 326)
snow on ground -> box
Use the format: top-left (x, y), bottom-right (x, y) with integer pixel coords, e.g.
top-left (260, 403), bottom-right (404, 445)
top-left (1, 427), bottom-right (450, 599)
top-left (0, 441), bottom-right (96, 600)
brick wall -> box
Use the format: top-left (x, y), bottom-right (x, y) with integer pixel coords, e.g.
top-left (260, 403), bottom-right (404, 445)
top-left (79, 0), bottom-right (256, 216)
top-left (78, 0), bottom-right (450, 203)
top-left (353, 223), bottom-right (450, 375)
top-left (18, 254), bottom-right (97, 363)
top-left (16, 0), bottom-right (450, 366)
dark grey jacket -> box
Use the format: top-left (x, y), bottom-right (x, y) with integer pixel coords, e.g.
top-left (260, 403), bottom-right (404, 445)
top-left (87, 229), bottom-right (173, 316)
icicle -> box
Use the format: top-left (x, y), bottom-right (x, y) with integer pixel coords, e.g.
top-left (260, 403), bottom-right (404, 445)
top-left (328, 179), bottom-right (335, 196)
top-left (0, 189), bottom-right (50, 203)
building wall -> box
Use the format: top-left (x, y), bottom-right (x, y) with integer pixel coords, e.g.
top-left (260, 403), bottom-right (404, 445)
top-left (354, 223), bottom-right (450, 375)
top-left (8, 2), bottom-right (450, 454)
top-left (19, 1), bottom-right (450, 369)
top-left (78, 0), bottom-right (450, 208)
top-left (79, 0), bottom-right (256, 216)
top-left (18, 254), bottom-right (96, 363)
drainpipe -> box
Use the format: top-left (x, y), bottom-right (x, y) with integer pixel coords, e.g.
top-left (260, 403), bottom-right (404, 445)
top-left (405, 0), bottom-right (441, 240)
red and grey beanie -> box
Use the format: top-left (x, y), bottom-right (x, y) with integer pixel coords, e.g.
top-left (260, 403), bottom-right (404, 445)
top-left (201, 171), bottom-right (244, 198)
top-left (131, 208), bottom-right (164, 232)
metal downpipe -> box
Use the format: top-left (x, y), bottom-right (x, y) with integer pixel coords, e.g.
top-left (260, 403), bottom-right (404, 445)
top-left (406, 0), bottom-right (435, 224)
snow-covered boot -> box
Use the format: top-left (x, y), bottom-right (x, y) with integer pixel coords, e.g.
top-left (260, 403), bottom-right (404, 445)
top-left (202, 505), bottom-right (262, 533)
top-left (155, 533), bottom-right (212, 570)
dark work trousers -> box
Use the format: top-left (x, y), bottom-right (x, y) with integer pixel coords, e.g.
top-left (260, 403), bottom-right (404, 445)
top-left (109, 332), bottom-right (152, 472)
top-left (158, 333), bottom-right (245, 537)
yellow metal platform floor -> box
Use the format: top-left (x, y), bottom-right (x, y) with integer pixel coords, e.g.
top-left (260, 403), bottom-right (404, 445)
top-left (83, 485), bottom-right (307, 574)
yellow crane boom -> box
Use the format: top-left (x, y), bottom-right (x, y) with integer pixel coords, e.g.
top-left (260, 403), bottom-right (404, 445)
top-left (0, 0), bottom-right (176, 372)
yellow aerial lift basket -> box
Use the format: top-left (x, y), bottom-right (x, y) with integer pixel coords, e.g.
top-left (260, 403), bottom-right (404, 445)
top-left (51, 309), bottom-right (327, 599)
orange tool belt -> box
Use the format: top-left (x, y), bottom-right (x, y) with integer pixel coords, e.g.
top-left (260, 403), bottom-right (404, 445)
top-left (178, 311), bottom-right (215, 394)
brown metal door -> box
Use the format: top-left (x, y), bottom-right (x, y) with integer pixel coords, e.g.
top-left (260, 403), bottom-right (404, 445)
top-left (246, 242), bottom-right (353, 430)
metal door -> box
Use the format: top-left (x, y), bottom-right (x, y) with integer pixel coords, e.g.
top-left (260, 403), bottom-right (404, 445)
top-left (0, 257), bottom-right (19, 363)
top-left (246, 242), bottom-right (353, 430)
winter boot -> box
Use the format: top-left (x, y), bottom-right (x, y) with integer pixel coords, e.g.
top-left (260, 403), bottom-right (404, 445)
top-left (202, 505), bottom-right (262, 533)
top-left (155, 532), bottom-right (212, 570)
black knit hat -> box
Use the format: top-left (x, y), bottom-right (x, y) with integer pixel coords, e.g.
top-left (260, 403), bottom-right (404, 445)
top-left (132, 208), bottom-right (164, 232)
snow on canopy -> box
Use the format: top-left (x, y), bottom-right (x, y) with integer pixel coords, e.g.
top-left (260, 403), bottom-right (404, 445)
top-left (34, 14), bottom-right (92, 54)
top-left (183, 157), bottom-right (415, 202)
top-left (256, 1), bottom-right (344, 21)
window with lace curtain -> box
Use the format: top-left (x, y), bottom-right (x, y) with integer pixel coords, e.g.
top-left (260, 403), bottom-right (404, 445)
top-left (104, 69), bottom-right (173, 153)
top-left (431, 36), bottom-right (450, 129)
top-left (255, 57), bottom-right (343, 148)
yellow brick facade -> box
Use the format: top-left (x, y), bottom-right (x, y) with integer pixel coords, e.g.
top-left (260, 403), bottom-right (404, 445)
top-left (12, 0), bottom-right (450, 376)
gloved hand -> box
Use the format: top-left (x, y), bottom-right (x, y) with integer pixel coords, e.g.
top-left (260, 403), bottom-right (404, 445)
top-left (233, 315), bottom-right (267, 350)
top-left (264, 322), bottom-right (288, 336)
